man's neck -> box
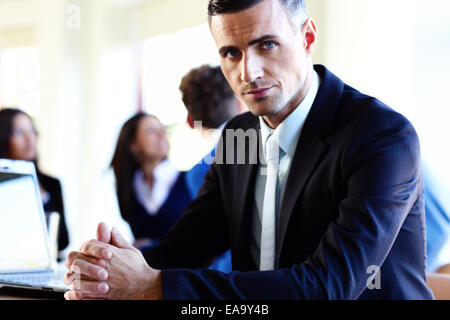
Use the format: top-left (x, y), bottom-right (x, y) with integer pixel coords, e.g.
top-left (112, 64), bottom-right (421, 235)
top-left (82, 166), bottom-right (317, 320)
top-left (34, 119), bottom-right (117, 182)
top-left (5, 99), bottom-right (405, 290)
top-left (263, 65), bottom-right (314, 129)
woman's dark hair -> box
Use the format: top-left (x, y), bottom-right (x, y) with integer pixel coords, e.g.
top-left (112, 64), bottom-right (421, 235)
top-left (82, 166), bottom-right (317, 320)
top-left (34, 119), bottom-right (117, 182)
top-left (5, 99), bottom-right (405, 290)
top-left (179, 65), bottom-right (237, 129)
top-left (110, 112), bottom-right (155, 222)
top-left (0, 108), bottom-right (37, 159)
top-left (0, 107), bottom-right (42, 176)
top-left (0, 108), bottom-right (24, 158)
top-left (207, 0), bottom-right (308, 28)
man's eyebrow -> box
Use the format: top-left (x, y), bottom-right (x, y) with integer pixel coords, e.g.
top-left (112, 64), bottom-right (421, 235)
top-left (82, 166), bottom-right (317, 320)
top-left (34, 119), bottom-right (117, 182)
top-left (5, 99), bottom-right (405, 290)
top-left (248, 34), bottom-right (279, 46)
top-left (218, 35), bottom-right (279, 56)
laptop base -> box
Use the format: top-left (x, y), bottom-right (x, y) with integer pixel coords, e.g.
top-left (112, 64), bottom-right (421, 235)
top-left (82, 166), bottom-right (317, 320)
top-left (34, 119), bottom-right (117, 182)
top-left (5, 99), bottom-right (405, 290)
top-left (0, 286), bottom-right (65, 300)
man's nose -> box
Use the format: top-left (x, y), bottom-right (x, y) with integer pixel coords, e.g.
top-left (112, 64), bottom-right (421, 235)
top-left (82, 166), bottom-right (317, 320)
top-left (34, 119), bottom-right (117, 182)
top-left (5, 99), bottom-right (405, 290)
top-left (240, 52), bottom-right (263, 84)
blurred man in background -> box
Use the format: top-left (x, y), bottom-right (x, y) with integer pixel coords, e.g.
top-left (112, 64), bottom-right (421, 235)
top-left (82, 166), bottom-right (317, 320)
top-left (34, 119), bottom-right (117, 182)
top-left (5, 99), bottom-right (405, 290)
top-left (181, 65), bottom-right (246, 199)
top-left (180, 64), bottom-right (246, 273)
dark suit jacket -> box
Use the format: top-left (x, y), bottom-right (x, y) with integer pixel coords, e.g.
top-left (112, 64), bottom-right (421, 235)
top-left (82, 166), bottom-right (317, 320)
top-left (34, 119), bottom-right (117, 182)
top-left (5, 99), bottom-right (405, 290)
top-left (145, 65), bottom-right (434, 300)
top-left (38, 171), bottom-right (69, 253)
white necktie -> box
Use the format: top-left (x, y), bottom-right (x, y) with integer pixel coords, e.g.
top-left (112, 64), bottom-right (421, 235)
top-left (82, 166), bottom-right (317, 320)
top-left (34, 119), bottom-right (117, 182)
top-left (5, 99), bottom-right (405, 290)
top-left (260, 133), bottom-right (279, 271)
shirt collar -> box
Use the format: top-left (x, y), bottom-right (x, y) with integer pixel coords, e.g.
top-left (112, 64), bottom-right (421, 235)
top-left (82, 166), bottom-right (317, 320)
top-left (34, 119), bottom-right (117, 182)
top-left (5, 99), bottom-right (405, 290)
top-left (132, 159), bottom-right (179, 214)
top-left (133, 158), bottom-right (178, 189)
top-left (259, 70), bottom-right (321, 158)
top-left (153, 158), bottom-right (178, 183)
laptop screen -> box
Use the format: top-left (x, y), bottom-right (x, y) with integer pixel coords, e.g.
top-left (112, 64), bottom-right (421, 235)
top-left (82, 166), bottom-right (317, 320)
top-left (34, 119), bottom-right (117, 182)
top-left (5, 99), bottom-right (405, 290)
top-left (0, 171), bottom-right (51, 272)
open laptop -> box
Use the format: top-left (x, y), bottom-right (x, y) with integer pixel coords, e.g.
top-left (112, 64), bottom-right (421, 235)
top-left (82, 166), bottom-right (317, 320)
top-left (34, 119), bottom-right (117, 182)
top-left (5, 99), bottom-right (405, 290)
top-left (0, 159), bottom-right (69, 294)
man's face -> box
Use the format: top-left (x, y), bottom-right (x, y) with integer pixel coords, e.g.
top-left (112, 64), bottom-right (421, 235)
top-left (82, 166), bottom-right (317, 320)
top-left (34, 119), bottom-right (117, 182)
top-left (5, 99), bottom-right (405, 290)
top-left (210, 0), bottom-right (316, 122)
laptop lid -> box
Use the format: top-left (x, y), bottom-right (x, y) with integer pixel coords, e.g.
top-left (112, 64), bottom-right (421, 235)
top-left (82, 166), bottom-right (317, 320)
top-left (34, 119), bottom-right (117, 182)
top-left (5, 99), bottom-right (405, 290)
top-left (0, 159), bottom-right (53, 273)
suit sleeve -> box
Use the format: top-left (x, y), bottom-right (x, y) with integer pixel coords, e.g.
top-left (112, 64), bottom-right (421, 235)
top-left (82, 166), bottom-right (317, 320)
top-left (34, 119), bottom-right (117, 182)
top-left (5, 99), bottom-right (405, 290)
top-left (155, 110), bottom-right (425, 299)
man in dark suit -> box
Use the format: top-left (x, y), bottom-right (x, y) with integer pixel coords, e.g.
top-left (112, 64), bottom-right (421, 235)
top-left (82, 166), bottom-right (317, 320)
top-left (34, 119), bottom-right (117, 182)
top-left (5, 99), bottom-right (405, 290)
top-left (63, 0), bottom-right (434, 299)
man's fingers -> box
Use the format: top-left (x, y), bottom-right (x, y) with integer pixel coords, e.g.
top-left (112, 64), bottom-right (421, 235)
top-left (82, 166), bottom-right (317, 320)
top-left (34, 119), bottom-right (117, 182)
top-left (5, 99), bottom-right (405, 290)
top-left (64, 290), bottom-right (79, 300)
top-left (111, 227), bottom-right (133, 250)
top-left (64, 271), bottom-right (72, 285)
top-left (65, 251), bottom-right (109, 270)
top-left (97, 222), bottom-right (111, 244)
top-left (64, 273), bottom-right (99, 286)
top-left (64, 271), bottom-right (95, 286)
top-left (79, 239), bottom-right (112, 260)
top-left (64, 281), bottom-right (109, 300)
top-left (70, 259), bottom-right (108, 281)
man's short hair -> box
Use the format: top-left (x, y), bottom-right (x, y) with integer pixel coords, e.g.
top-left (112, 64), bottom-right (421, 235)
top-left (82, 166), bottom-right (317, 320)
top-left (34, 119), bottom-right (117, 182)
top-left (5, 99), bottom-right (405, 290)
top-left (180, 65), bottom-right (238, 129)
top-left (207, 0), bottom-right (308, 30)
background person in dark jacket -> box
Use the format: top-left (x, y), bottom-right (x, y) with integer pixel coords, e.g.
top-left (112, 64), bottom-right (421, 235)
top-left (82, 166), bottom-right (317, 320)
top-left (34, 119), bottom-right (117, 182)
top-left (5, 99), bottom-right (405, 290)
top-left (110, 113), bottom-right (193, 251)
top-left (0, 108), bottom-right (69, 258)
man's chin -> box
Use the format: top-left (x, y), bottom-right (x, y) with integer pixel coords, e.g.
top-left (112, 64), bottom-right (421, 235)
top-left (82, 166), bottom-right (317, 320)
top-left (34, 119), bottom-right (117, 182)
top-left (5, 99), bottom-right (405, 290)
top-left (246, 103), bottom-right (281, 118)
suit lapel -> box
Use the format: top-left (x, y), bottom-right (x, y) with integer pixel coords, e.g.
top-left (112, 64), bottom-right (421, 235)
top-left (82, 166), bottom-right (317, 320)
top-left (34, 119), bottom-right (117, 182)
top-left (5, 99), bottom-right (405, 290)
top-left (275, 123), bottom-right (328, 267)
top-left (231, 118), bottom-right (261, 270)
top-left (275, 65), bottom-right (344, 268)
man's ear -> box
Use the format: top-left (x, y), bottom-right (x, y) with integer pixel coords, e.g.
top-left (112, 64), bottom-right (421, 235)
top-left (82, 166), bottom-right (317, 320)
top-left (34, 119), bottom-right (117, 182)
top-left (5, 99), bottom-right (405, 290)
top-left (302, 18), bottom-right (317, 55)
top-left (187, 115), bottom-right (195, 129)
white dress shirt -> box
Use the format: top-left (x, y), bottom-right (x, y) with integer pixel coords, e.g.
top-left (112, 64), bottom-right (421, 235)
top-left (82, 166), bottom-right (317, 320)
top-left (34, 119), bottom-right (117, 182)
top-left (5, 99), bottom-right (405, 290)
top-left (250, 71), bottom-right (321, 268)
top-left (132, 159), bottom-right (180, 215)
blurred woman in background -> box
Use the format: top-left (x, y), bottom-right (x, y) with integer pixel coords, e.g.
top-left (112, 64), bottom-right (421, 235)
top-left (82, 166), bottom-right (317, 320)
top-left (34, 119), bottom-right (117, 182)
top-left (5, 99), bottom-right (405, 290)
top-left (0, 108), bottom-right (69, 258)
top-left (111, 113), bottom-right (193, 251)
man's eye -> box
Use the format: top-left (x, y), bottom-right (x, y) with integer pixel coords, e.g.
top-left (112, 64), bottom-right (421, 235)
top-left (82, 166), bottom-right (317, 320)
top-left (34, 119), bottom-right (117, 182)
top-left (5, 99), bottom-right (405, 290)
top-left (225, 49), bottom-right (241, 58)
top-left (262, 41), bottom-right (277, 50)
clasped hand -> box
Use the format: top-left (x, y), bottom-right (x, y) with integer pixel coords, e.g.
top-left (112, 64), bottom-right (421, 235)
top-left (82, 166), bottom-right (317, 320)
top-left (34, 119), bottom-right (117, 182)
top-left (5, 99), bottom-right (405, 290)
top-left (64, 223), bottom-right (162, 300)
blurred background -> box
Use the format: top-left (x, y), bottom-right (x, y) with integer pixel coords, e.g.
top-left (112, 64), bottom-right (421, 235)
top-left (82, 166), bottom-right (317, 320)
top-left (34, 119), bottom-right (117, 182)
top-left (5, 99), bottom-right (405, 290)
top-left (0, 0), bottom-right (449, 264)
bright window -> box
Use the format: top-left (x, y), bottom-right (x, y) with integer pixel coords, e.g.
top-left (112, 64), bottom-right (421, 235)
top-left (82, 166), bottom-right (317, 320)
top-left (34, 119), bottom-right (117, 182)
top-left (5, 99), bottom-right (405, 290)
top-left (0, 47), bottom-right (40, 116)
top-left (142, 24), bottom-right (221, 170)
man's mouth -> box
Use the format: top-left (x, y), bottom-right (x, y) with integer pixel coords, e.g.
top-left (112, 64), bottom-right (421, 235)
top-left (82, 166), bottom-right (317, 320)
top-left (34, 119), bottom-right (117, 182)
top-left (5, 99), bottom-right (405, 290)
top-left (245, 87), bottom-right (272, 99)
